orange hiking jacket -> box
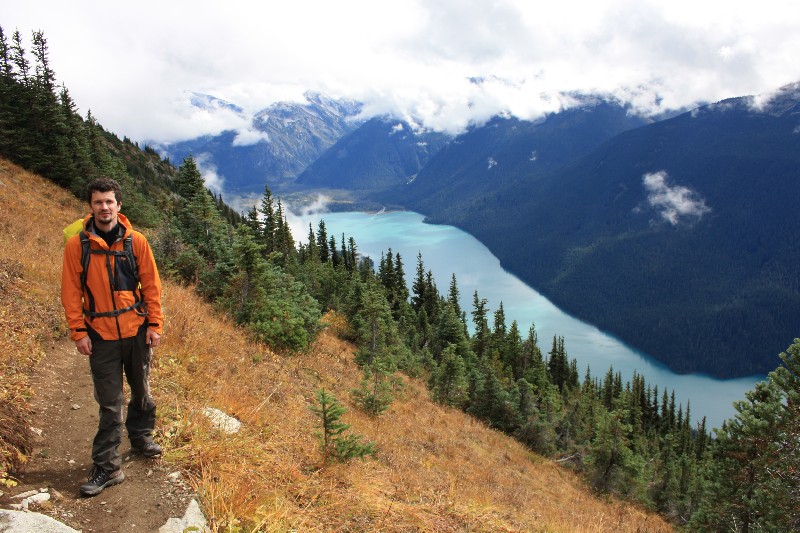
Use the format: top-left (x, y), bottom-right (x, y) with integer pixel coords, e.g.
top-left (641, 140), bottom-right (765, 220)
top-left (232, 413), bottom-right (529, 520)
top-left (61, 213), bottom-right (163, 342)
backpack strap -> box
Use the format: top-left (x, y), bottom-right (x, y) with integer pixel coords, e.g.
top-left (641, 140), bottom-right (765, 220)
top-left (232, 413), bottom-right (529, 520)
top-left (80, 231), bottom-right (146, 319)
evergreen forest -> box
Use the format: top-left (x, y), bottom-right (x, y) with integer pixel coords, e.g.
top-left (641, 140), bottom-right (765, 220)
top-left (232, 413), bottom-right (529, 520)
top-left (1, 26), bottom-right (799, 531)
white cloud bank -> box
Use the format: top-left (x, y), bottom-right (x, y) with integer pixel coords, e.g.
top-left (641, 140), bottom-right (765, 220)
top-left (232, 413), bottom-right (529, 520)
top-left (4, 0), bottom-right (800, 144)
top-left (642, 171), bottom-right (711, 225)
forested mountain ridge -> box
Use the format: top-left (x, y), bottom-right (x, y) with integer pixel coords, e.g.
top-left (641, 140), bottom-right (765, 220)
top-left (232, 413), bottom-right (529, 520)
top-left (294, 116), bottom-right (451, 191)
top-left (438, 83), bottom-right (800, 378)
top-left (379, 97), bottom-right (651, 217)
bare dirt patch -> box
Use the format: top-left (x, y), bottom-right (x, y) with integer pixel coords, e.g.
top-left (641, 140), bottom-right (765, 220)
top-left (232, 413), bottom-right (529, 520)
top-left (0, 338), bottom-right (194, 533)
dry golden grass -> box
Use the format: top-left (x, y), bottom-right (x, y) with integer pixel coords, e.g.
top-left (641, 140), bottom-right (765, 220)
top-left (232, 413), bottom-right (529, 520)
top-left (0, 160), bottom-right (80, 482)
top-left (0, 158), bottom-right (672, 531)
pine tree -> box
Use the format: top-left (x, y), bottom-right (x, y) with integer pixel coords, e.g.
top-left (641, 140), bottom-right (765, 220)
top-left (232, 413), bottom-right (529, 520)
top-left (587, 409), bottom-right (641, 496)
top-left (469, 359), bottom-right (518, 432)
top-left (691, 379), bottom-right (786, 531)
top-left (175, 155), bottom-right (206, 201)
top-left (346, 236), bottom-right (358, 272)
top-left (411, 253), bottom-right (428, 312)
top-left (259, 184), bottom-right (276, 253)
top-left (548, 335), bottom-right (569, 391)
top-left (339, 234), bottom-right (349, 271)
top-left (691, 339), bottom-right (800, 532)
top-left (316, 220), bottom-right (329, 262)
top-left (7, 30), bottom-right (35, 167)
top-left (350, 280), bottom-right (399, 367)
top-left (30, 28), bottom-right (69, 183)
top-left (305, 223), bottom-right (319, 263)
top-left (447, 273), bottom-right (466, 327)
top-left (431, 302), bottom-right (471, 363)
top-left (58, 84), bottom-right (93, 195)
top-left (470, 291), bottom-right (490, 359)
top-left (352, 361), bottom-right (395, 416)
top-left (309, 389), bottom-right (376, 464)
top-left (768, 339), bottom-right (800, 527)
top-left (430, 343), bottom-right (469, 407)
top-left (0, 26), bottom-right (15, 158)
top-left (504, 320), bottom-right (523, 381)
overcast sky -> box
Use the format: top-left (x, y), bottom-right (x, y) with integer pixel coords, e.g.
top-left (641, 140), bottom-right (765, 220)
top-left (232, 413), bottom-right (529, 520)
top-left (5, 0), bottom-right (800, 144)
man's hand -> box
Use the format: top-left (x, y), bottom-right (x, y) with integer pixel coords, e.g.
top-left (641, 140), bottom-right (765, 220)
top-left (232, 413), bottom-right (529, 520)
top-left (146, 329), bottom-right (161, 348)
top-left (76, 336), bottom-right (92, 356)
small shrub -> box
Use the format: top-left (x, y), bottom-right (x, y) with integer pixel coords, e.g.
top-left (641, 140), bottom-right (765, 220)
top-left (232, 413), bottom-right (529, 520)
top-left (309, 388), bottom-right (376, 464)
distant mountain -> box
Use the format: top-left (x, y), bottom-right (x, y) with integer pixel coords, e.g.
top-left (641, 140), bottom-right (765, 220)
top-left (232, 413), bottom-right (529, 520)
top-left (439, 83), bottom-right (800, 378)
top-left (380, 97), bottom-right (650, 218)
top-left (160, 91), bottom-right (362, 194)
top-left (186, 91), bottom-right (244, 114)
top-left (295, 117), bottom-right (451, 190)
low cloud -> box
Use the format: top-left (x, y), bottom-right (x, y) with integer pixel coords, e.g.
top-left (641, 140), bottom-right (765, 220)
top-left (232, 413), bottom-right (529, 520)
top-left (194, 153), bottom-right (225, 194)
top-left (642, 171), bottom-right (711, 225)
top-left (284, 195), bottom-right (331, 245)
top-left (232, 127), bottom-right (271, 146)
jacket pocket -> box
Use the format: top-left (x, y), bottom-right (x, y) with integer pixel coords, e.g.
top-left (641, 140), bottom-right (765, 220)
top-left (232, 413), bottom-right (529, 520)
top-left (114, 253), bottom-right (139, 291)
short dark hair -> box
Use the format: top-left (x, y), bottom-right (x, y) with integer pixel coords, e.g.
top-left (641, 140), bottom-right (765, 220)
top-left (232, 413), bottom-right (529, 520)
top-left (86, 178), bottom-right (122, 204)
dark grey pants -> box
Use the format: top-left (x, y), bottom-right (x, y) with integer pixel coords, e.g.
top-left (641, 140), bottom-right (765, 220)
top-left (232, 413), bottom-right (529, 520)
top-left (88, 329), bottom-right (156, 471)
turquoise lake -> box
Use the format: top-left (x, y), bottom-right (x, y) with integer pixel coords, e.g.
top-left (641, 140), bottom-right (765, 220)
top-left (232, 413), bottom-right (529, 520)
top-left (286, 208), bottom-right (762, 428)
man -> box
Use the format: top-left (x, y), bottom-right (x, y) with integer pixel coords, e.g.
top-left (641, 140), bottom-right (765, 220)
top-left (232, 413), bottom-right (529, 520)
top-left (61, 178), bottom-right (164, 497)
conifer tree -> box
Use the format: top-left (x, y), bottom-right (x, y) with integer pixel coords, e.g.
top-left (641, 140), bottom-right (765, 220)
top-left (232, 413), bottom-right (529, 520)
top-left (506, 320), bottom-right (524, 381)
top-left (587, 409), bottom-right (641, 496)
top-left (305, 223), bottom-right (319, 262)
top-left (309, 389), bottom-right (376, 464)
top-left (7, 30), bottom-right (35, 166)
top-left (393, 251), bottom-right (408, 302)
top-left (259, 184), bottom-right (276, 253)
top-left (447, 273), bottom-right (466, 327)
top-left (522, 324), bottom-right (547, 389)
top-left (28, 30), bottom-right (70, 181)
top-left (352, 361), bottom-right (395, 416)
top-left (691, 339), bottom-right (800, 532)
top-left (58, 84), bottom-right (93, 195)
top-left (471, 291), bottom-right (490, 359)
top-left (316, 220), bottom-right (329, 262)
top-left (175, 154), bottom-right (206, 201)
top-left (548, 335), bottom-right (569, 391)
top-left (430, 343), bottom-right (469, 407)
top-left (328, 234), bottom-right (339, 266)
top-left (691, 379), bottom-right (787, 531)
top-left (431, 302), bottom-right (471, 362)
top-left (350, 280), bottom-right (400, 368)
top-left (346, 236), bottom-right (358, 271)
top-left (0, 26), bottom-right (14, 158)
top-left (339, 234), bottom-right (349, 270)
top-left (411, 252), bottom-right (426, 312)
top-left (469, 359), bottom-right (518, 432)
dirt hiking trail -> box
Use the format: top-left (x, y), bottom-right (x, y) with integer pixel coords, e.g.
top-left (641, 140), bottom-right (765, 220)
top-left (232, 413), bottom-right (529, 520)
top-left (0, 336), bottom-right (194, 532)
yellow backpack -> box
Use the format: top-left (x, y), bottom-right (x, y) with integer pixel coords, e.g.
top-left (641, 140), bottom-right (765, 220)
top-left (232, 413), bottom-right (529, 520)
top-left (62, 218), bottom-right (84, 245)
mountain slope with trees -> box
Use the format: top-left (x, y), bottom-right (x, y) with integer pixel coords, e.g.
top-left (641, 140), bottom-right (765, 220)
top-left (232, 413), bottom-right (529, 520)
top-left (295, 116), bottom-right (450, 191)
top-left (378, 98), bottom-right (650, 217)
top-left (0, 159), bottom-right (675, 532)
top-left (439, 85), bottom-right (800, 378)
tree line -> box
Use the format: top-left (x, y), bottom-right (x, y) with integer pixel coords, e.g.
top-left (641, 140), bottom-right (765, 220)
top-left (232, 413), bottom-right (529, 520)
top-left (2, 25), bottom-right (798, 531)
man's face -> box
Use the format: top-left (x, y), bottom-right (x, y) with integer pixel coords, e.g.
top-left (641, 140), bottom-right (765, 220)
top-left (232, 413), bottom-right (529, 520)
top-left (90, 190), bottom-right (121, 229)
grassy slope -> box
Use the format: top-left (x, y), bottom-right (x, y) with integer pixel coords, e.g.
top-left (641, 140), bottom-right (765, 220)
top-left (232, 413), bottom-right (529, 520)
top-left (0, 158), bottom-right (671, 532)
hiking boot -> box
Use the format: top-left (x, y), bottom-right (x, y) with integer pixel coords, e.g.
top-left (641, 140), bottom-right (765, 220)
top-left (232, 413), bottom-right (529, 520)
top-left (132, 441), bottom-right (162, 458)
top-left (80, 466), bottom-right (125, 497)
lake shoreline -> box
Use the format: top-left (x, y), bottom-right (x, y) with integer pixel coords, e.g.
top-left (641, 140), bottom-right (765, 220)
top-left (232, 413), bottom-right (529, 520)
top-left (284, 208), bottom-right (761, 428)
